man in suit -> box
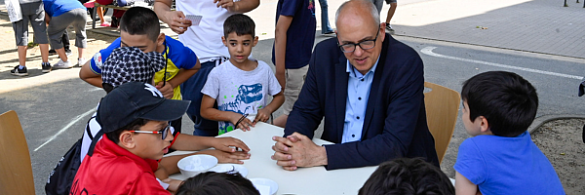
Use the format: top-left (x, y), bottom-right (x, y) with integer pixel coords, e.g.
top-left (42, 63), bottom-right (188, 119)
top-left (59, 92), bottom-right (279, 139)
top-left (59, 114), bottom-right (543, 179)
top-left (271, 0), bottom-right (439, 170)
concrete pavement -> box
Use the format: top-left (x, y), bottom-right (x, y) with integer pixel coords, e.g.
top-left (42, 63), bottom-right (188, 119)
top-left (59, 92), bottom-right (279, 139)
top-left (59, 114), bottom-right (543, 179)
top-left (1, 0), bottom-right (585, 193)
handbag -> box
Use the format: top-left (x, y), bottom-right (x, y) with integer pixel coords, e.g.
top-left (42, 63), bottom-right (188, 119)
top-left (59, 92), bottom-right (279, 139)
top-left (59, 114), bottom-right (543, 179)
top-left (45, 117), bottom-right (97, 195)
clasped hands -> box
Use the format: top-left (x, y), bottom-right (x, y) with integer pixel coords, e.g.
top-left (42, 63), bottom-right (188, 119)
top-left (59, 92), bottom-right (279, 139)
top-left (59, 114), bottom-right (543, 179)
top-left (271, 132), bottom-right (328, 171)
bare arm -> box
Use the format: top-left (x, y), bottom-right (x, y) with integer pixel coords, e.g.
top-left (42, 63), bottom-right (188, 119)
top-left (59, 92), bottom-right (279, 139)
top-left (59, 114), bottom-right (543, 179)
top-left (455, 171), bottom-right (479, 195)
top-left (274, 15), bottom-right (293, 91)
top-left (215, 0), bottom-right (260, 13)
top-left (255, 92), bottom-right (284, 122)
top-left (79, 60), bottom-right (103, 88)
top-left (168, 59), bottom-right (200, 89)
top-left (201, 95), bottom-right (255, 131)
top-left (156, 59), bottom-right (201, 99)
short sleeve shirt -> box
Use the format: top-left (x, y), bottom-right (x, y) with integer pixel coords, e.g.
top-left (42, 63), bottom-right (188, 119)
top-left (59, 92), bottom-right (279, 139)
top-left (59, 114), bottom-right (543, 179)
top-left (201, 60), bottom-right (281, 134)
top-left (90, 36), bottom-right (198, 100)
top-left (271, 0), bottom-right (317, 69)
top-left (454, 132), bottom-right (565, 195)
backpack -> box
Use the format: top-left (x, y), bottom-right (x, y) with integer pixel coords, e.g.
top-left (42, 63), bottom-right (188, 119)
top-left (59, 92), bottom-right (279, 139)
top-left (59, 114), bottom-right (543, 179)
top-left (45, 117), bottom-right (97, 195)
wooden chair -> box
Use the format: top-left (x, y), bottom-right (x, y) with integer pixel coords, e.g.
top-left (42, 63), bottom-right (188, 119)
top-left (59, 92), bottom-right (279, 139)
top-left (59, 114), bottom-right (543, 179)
top-left (0, 110), bottom-right (35, 195)
top-left (423, 82), bottom-right (460, 164)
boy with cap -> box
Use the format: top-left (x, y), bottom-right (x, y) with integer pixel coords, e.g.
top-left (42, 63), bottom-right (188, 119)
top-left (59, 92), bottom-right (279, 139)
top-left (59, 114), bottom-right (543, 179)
top-left (77, 47), bottom-right (250, 189)
top-left (70, 82), bottom-right (188, 195)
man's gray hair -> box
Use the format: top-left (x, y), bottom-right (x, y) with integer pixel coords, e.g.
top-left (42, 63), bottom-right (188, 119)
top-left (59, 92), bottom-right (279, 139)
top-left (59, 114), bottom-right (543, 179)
top-left (335, 0), bottom-right (380, 29)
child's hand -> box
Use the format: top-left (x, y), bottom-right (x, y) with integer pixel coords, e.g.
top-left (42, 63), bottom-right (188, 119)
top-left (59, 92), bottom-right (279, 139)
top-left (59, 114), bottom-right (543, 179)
top-left (156, 82), bottom-right (174, 99)
top-left (196, 149), bottom-right (251, 164)
top-left (161, 178), bottom-right (183, 192)
top-left (231, 114), bottom-right (255, 131)
top-left (255, 108), bottom-right (271, 122)
top-left (211, 137), bottom-right (251, 152)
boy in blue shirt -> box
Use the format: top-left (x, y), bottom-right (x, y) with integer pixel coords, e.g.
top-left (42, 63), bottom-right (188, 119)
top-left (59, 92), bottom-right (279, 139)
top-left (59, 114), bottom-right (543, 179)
top-left (201, 14), bottom-right (284, 135)
top-left (43, 0), bottom-right (87, 69)
top-left (79, 7), bottom-right (200, 133)
top-left (271, 0), bottom-right (316, 127)
top-left (455, 71), bottom-right (564, 195)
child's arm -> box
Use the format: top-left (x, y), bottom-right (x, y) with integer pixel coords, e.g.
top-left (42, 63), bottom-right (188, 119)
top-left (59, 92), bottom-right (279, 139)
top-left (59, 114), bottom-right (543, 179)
top-left (156, 59), bottom-right (201, 99)
top-left (79, 60), bottom-right (103, 88)
top-left (255, 92), bottom-right (284, 122)
top-left (201, 95), bottom-right (255, 131)
top-left (455, 171), bottom-right (479, 195)
top-left (274, 15), bottom-right (293, 91)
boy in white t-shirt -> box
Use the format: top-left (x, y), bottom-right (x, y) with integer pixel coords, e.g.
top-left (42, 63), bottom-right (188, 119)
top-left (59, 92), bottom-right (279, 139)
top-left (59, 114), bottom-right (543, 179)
top-left (201, 14), bottom-right (284, 135)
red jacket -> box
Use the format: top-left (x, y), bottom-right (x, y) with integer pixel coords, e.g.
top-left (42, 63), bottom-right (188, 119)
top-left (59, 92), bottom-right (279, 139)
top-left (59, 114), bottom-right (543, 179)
top-left (70, 136), bottom-right (170, 195)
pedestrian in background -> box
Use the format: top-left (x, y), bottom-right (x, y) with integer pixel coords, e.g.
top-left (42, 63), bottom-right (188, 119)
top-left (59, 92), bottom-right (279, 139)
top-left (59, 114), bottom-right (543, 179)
top-left (317, 0), bottom-right (334, 35)
top-left (9, 0), bottom-right (51, 76)
top-left (44, 0), bottom-right (88, 69)
top-left (371, 0), bottom-right (397, 34)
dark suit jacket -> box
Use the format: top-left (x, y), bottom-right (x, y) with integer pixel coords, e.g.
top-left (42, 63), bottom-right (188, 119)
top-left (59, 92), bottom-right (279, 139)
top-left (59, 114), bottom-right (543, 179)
top-left (284, 33), bottom-right (439, 170)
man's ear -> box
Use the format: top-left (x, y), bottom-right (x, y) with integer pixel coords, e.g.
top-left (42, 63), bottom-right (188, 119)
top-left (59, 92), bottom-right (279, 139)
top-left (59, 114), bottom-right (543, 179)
top-left (118, 131), bottom-right (137, 149)
top-left (379, 22), bottom-right (385, 42)
top-left (222, 36), bottom-right (227, 46)
top-left (253, 36), bottom-right (259, 47)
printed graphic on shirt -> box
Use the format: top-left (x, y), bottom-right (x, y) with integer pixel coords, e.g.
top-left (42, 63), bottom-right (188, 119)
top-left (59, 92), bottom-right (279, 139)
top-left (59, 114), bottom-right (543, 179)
top-left (308, 0), bottom-right (315, 15)
top-left (218, 83), bottom-right (264, 134)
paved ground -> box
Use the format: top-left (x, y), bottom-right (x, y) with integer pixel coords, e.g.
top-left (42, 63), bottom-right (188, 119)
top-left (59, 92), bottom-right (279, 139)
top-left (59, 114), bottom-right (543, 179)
top-left (1, 0), bottom-right (585, 194)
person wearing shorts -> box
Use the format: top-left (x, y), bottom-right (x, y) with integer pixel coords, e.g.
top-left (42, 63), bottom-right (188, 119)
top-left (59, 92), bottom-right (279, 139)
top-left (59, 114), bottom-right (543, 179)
top-left (282, 65), bottom-right (308, 117)
top-left (44, 0), bottom-right (87, 69)
top-left (10, 0), bottom-right (50, 76)
top-left (272, 0), bottom-right (316, 127)
top-left (371, 0), bottom-right (397, 34)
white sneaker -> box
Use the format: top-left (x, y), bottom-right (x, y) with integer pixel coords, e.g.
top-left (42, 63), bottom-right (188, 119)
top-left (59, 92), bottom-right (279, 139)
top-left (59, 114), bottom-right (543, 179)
top-left (53, 59), bottom-right (73, 69)
top-left (78, 58), bottom-right (87, 66)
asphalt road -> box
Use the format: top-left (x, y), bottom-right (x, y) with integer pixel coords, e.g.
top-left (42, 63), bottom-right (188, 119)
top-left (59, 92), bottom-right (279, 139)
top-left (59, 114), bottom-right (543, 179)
top-left (1, 35), bottom-right (584, 194)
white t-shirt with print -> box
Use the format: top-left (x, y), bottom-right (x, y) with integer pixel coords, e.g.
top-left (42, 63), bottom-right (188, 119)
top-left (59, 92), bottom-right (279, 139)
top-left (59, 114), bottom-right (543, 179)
top-left (201, 60), bottom-right (281, 134)
top-left (176, 0), bottom-right (231, 63)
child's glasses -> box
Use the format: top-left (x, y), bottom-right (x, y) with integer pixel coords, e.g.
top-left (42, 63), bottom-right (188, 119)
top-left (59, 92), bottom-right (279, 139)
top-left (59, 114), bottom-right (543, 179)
top-left (130, 122), bottom-right (172, 140)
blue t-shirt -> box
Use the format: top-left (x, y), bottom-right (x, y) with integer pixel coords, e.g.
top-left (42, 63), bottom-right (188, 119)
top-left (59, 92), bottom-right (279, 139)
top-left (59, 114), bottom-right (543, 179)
top-left (43, 0), bottom-right (86, 17)
top-left (454, 132), bottom-right (565, 195)
top-left (90, 36), bottom-right (198, 100)
top-left (271, 0), bottom-right (316, 69)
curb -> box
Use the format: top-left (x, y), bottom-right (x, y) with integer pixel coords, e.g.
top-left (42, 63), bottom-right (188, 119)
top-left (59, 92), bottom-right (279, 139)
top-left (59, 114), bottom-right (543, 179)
top-left (528, 114), bottom-right (585, 134)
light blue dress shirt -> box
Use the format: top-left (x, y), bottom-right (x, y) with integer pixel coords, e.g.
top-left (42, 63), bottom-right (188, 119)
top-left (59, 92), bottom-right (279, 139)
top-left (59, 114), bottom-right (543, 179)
top-left (342, 58), bottom-right (379, 143)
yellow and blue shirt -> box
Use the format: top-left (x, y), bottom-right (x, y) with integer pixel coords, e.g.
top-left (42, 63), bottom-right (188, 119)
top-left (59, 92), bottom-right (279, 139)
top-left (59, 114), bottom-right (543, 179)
top-left (90, 36), bottom-right (198, 100)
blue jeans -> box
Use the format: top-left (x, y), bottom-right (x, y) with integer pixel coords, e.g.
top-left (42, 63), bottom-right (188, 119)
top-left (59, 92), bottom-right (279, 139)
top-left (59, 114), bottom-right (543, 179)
top-left (318, 0), bottom-right (334, 34)
top-left (181, 61), bottom-right (219, 136)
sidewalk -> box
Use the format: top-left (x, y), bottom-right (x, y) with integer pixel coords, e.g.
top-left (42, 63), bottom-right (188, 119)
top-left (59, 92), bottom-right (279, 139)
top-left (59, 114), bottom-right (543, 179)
top-left (391, 0), bottom-right (585, 59)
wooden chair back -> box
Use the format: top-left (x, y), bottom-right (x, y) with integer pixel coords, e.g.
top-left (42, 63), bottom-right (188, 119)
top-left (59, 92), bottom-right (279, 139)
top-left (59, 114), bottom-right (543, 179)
top-left (423, 82), bottom-right (460, 164)
top-left (0, 110), bottom-right (35, 195)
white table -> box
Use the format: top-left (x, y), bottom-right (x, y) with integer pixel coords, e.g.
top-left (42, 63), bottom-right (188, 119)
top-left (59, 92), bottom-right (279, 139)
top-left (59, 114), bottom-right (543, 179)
top-left (169, 122), bottom-right (378, 195)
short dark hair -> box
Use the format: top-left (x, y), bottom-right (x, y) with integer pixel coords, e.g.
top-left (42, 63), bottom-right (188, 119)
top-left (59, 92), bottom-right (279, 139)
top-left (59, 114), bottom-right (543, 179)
top-left (105, 118), bottom-right (150, 144)
top-left (461, 71), bottom-right (538, 137)
top-left (359, 158), bottom-right (454, 195)
top-left (120, 7), bottom-right (161, 42)
top-left (223, 14), bottom-right (255, 38)
top-left (176, 172), bottom-right (259, 195)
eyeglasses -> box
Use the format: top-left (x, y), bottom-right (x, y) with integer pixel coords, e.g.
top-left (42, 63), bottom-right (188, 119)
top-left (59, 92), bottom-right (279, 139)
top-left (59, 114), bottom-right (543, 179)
top-left (337, 30), bottom-right (380, 53)
top-left (130, 122), bottom-right (172, 140)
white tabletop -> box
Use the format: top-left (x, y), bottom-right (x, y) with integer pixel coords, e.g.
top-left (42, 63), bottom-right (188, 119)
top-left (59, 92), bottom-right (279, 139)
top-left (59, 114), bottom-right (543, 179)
top-left (169, 122), bottom-right (378, 195)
